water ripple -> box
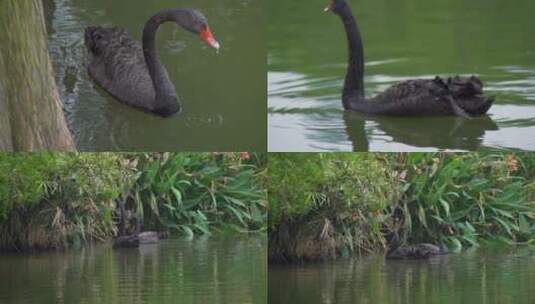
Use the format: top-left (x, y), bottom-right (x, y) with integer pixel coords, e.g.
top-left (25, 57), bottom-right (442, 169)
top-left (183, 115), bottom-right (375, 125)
top-left (269, 67), bottom-right (535, 151)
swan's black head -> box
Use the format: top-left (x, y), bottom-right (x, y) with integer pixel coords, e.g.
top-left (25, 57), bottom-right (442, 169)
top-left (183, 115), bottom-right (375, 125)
top-left (173, 9), bottom-right (220, 51)
top-left (324, 0), bottom-right (349, 15)
top-left (438, 244), bottom-right (449, 254)
top-left (386, 232), bottom-right (401, 248)
top-left (385, 232), bottom-right (402, 256)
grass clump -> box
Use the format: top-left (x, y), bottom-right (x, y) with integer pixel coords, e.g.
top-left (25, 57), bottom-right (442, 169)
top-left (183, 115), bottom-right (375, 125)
top-left (0, 153), bottom-right (267, 252)
top-left (268, 153), bottom-right (401, 262)
top-left (126, 153), bottom-right (267, 236)
top-left (0, 153), bottom-right (127, 251)
top-left (268, 153), bottom-right (535, 263)
top-left (398, 153), bottom-right (535, 250)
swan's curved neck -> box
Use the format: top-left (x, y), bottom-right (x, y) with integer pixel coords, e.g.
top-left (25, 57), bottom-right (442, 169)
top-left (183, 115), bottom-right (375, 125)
top-left (336, 4), bottom-right (365, 103)
top-left (142, 9), bottom-right (187, 114)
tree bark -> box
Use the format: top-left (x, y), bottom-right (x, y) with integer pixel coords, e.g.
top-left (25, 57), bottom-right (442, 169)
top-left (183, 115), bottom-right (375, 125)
top-left (0, 0), bottom-right (75, 151)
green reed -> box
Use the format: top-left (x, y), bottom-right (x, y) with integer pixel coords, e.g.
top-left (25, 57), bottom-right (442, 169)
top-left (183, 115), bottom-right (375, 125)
top-left (399, 153), bottom-right (535, 249)
top-left (268, 153), bottom-right (535, 259)
top-left (128, 153), bottom-right (267, 236)
top-left (0, 153), bottom-right (126, 251)
top-left (0, 153), bottom-right (267, 252)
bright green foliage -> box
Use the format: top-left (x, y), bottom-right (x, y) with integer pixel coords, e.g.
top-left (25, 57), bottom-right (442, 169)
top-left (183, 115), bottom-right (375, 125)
top-left (268, 153), bottom-right (400, 228)
top-left (0, 153), bottom-right (58, 216)
top-left (129, 153), bottom-right (267, 236)
top-left (268, 153), bottom-right (329, 226)
top-left (0, 153), bottom-right (267, 251)
top-left (269, 153), bottom-right (402, 255)
top-left (0, 153), bottom-right (127, 250)
top-left (400, 153), bottom-right (535, 248)
top-left (268, 153), bottom-right (535, 257)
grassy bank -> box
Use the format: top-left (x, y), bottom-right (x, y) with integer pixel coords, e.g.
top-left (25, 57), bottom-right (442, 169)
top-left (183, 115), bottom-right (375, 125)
top-left (268, 153), bottom-right (535, 263)
top-left (0, 153), bottom-right (267, 252)
top-left (0, 153), bottom-right (125, 251)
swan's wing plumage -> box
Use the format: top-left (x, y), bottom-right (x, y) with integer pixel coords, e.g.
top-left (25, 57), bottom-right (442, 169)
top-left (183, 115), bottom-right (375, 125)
top-left (364, 91), bottom-right (453, 116)
top-left (354, 76), bottom-right (493, 117)
top-left (446, 76), bottom-right (494, 116)
top-left (84, 26), bottom-right (156, 110)
top-left (357, 77), bottom-right (452, 115)
top-left (372, 78), bottom-right (448, 104)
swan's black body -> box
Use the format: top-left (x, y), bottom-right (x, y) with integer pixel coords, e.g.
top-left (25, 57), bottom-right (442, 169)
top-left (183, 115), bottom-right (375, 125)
top-left (386, 233), bottom-right (448, 259)
top-left (386, 243), bottom-right (449, 259)
top-left (326, 0), bottom-right (493, 117)
top-left (114, 231), bottom-right (169, 248)
top-left (85, 9), bottom-right (219, 117)
top-left (113, 198), bottom-right (169, 249)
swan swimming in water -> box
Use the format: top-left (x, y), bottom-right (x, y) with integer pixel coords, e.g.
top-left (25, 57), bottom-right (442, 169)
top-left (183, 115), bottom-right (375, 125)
top-left (113, 199), bottom-right (169, 248)
top-left (386, 233), bottom-right (449, 259)
top-left (324, 0), bottom-right (494, 117)
top-left (85, 9), bottom-right (220, 117)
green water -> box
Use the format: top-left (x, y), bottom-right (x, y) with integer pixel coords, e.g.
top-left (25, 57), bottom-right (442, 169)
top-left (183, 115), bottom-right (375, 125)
top-left (0, 236), bottom-right (267, 304)
top-left (47, 0), bottom-right (266, 151)
top-left (268, 0), bottom-right (535, 151)
top-left (269, 247), bottom-right (535, 304)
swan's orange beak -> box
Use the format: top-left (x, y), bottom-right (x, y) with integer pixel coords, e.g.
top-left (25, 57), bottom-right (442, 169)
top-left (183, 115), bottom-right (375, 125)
top-left (200, 27), bottom-right (220, 51)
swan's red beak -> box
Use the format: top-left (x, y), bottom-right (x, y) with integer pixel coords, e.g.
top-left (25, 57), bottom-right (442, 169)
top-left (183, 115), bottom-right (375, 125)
top-left (200, 27), bottom-right (220, 51)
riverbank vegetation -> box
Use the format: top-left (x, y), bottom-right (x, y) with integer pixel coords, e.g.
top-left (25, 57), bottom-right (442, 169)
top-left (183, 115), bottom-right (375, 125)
top-left (0, 153), bottom-right (266, 252)
top-left (268, 153), bottom-right (535, 263)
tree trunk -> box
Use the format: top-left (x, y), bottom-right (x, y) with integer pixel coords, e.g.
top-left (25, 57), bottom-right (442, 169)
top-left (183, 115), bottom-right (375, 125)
top-left (0, 0), bottom-right (75, 151)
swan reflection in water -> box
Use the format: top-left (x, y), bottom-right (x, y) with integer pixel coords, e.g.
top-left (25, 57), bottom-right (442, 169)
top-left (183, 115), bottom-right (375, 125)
top-left (343, 111), bottom-right (498, 151)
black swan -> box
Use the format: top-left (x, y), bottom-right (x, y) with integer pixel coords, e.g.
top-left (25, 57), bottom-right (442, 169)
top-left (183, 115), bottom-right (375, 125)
top-left (386, 233), bottom-right (448, 259)
top-left (114, 231), bottom-right (169, 248)
top-left (113, 199), bottom-right (169, 248)
top-left (84, 9), bottom-right (220, 117)
top-left (324, 0), bottom-right (493, 117)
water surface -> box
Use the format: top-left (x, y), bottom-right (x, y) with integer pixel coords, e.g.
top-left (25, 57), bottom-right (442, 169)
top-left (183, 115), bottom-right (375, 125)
top-left (268, 0), bottom-right (535, 151)
top-left (47, 0), bottom-right (266, 151)
top-left (269, 247), bottom-right (535, 304)
top-left (0, 236), bottom-right (266, 304)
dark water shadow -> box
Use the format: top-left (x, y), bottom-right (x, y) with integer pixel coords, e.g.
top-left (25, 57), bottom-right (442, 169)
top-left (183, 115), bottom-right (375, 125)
top-left (343, 112), bottom-right (499, 151)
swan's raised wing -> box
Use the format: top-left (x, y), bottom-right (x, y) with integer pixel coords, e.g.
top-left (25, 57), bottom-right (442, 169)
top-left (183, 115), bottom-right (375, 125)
top-left (371, 78), bottom-right (449, 104)
top-left (366, 76), bottom-right (493, 116)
